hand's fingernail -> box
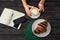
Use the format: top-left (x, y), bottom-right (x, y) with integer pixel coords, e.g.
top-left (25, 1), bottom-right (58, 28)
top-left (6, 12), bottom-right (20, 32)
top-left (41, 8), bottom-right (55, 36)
top-left (30, 13), bottom-right (32, 16)
top-left (43, 10), bottom-right (44, 12)
top-left (39, 10), bottom-right (41, 12)
top-left (38, 9), bottom-right (40, 11)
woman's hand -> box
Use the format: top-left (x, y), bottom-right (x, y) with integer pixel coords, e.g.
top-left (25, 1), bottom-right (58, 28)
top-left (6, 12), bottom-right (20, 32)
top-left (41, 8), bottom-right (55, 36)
top-left (25, 5), bottom-right (35, 16)
top-left (38, 3), bottom-right (45, 12)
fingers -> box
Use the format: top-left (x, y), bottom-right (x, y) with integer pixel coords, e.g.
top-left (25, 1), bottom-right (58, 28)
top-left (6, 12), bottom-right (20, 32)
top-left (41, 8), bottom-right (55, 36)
top-left (38, 4), bottom-right (45, 12)
top-left (39, 6), bottom-right (45, 12)
top-left (25, 9), bottom-right (32, 16)
top-left (26, 11), bottom-right (31, 16)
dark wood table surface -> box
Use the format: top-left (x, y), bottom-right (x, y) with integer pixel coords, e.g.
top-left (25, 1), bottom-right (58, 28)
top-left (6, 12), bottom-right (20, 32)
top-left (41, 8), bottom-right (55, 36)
top-left (0, 0), bottom-right (60, 40)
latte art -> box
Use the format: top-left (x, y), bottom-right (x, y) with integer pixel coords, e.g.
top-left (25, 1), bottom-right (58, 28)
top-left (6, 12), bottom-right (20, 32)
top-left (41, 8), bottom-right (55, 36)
top-left (30, 7), bottom-right (39, 16)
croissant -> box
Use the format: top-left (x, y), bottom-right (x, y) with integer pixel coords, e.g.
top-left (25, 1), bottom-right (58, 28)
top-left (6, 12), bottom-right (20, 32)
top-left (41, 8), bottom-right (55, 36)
top-left (34, 20), bottom-right (48, 34)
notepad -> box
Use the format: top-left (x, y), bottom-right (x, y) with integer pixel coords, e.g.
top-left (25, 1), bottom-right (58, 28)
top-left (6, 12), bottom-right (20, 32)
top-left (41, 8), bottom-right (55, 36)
top-left (0, 8), bottom-right (25, 28)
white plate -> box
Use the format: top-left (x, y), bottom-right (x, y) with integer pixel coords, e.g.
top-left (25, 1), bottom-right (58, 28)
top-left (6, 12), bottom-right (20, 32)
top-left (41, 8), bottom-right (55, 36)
top-left (30, 13), bottom-right (40, 19)
top-left (32, 19), bottom-right (51, 37)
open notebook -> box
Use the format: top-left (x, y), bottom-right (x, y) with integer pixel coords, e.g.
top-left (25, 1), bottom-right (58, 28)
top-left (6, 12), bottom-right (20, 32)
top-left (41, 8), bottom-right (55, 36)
top-left (0, 8), bottom-right (25, 29)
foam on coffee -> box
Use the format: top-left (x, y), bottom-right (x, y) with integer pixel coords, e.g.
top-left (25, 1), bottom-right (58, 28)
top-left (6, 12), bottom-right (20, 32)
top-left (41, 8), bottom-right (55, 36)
top-left (30, 7), bottom-right (39, 16)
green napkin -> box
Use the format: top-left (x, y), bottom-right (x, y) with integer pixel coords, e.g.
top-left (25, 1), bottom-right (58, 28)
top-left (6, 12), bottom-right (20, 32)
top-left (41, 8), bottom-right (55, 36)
top-left (24, 22), bottom-right (40, 40)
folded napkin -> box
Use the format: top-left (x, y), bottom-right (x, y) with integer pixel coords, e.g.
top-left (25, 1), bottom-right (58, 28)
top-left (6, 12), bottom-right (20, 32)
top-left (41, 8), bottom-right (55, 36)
top-left (24, 22), bottom-right (40, 40)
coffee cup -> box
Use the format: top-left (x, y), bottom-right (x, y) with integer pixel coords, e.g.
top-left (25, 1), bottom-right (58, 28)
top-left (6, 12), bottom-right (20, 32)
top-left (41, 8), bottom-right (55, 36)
top-left (30, 7), bottom-right (40, 16)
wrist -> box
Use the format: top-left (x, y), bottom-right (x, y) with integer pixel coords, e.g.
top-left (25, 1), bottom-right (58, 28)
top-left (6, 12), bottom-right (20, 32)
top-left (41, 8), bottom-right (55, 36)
top-left (24, 4), bottom-right (28, 8)
top-left (39, 3), bottom-right (44, 6)
top-left (39, 2), bottom-right (44, 5)
top-left (39, 0), bottom-right (45, 5)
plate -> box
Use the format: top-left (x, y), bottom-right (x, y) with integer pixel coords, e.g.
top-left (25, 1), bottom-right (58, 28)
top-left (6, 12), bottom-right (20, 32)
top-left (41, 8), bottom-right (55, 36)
top-left (29, 12), bottom-right (40, 19)
top-left (32, 19), bottom-right (51, 37)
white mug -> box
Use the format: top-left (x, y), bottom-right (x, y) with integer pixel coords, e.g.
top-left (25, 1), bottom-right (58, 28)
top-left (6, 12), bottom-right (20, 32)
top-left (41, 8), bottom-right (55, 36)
top-left (30, 7), bottom-right (40, 16)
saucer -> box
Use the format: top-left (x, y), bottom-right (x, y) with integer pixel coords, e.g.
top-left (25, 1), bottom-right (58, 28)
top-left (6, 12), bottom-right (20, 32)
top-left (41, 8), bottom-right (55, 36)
top-left (29, 7), bottom-right (40, 19)
top-left (30, 13), bottom-right (40, 19)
